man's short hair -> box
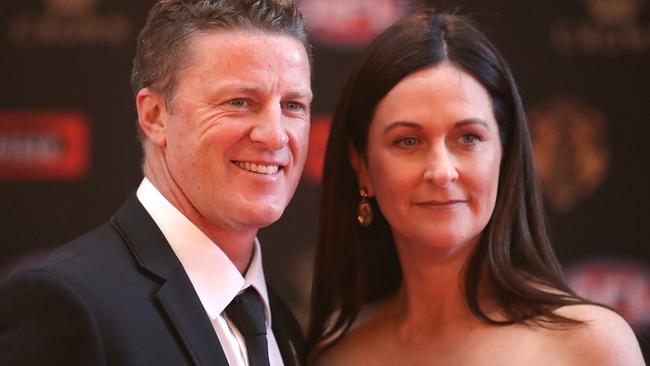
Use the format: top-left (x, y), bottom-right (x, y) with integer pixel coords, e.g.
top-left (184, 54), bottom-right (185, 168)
top-left (131, 0), bottom-right (310, 102)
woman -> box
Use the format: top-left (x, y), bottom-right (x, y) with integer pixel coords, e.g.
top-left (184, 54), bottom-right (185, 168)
top-left (308, 9), bottom-right (644, 365)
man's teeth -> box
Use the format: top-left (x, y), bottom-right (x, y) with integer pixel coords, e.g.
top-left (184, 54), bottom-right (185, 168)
top-left (234, 161), bottom-right (279, 174)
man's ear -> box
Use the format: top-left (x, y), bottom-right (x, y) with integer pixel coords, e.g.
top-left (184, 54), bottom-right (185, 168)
top-left (136, 88), bottom-right (168, 147)
top-left (348, 144), bottom-right (374, 197)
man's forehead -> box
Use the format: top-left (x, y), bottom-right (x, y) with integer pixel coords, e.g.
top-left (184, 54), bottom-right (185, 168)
top-left (187, 29), bottom-right (308, 59)
top-left (177, 30), bottom-right (309, 75)
top-left (173, 29), bottom-right (311, 97)
top-left (184, 31), bottom-right (310, 72)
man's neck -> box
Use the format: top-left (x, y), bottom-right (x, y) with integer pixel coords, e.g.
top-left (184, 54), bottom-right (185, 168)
top-left (143, 155), bottom-right (256, 274)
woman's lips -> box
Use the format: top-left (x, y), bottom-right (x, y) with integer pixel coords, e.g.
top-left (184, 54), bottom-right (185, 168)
top-left (415, 200), bottom-right (467, 208)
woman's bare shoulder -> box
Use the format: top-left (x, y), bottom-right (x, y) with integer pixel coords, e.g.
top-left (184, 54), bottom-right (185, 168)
top-left (310, 325), bottom-right (384, 366)
top-left (310, 336), bottom-right (366, 366)
top-left (311, 303), bottom-right (389, 366)
top-left (545, 304), bottom-right (645, 366)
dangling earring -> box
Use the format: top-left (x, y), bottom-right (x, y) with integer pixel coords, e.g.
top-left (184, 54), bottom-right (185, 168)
top-left (357, 188), bottom-right (373, 227)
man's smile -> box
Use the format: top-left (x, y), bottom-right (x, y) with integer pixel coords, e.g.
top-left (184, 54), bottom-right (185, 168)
top-left (232, 160), bottom-right (282, 174)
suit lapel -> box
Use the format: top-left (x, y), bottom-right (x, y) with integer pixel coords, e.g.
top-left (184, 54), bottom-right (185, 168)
top-left (111, 195), bottom-right (228, 366)
top-left (272, 319), bottom-right (299, 366)
top-left (158, 265), bottom-right (229, 366)
top-left (269, 289), bottom-right (305, 366)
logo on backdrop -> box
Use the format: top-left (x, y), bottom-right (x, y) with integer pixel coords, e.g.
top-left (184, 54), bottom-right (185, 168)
top-left (567, 260), bottom-right (650, 329)
top-left (45, 0), bottom-right (96, 17)
top-left (528, 96), bottom-right (609, 214)
top-left (299, 0), bottom-right (407, 48)
top-left (0, 111), bottom-right (90, 180)
top-left (550, 0), bottom-right (649, 56)
top-left (303, 115), bottom-right (331, 184)
top-left (6, 0), bottom-right (133, 47)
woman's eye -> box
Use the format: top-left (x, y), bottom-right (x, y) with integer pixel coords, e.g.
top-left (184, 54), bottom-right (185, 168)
top-left (396, 136), bottom-right (419, 148)
top-left (461, 134), bottom-right (481, 145)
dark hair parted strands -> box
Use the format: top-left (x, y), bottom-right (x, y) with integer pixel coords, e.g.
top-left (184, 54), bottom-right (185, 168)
top-left (308, 10), bottom-right (589, 352)
top-left (131, 0), bottom-right (310, 139)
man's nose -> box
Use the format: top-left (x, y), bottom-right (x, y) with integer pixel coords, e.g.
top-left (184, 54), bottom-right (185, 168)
top-left (249, 104), bottom-right (288, 150)
top-left (422, 145), bottom-right (459, 187)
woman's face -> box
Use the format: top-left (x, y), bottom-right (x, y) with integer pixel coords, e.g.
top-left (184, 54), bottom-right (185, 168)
top-left (354, 62), bottom-right (502, 252)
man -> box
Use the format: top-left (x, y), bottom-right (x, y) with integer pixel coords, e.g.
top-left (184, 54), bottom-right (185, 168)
top-left (0, 1), bottom-right (312, 365)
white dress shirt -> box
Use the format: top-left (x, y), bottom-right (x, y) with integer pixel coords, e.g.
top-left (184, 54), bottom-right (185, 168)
top-left (137, 178), bottom-right (284, 366)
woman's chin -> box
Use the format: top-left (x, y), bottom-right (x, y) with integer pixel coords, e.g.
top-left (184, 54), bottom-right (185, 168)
top-left (396, 231), bottom-right (481, 257)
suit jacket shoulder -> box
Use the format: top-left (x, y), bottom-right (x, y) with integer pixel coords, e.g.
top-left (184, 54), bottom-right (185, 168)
top-left (0, 195), bottom-right (225, 365)
top-left (0, 195), bottom-right (306, 366)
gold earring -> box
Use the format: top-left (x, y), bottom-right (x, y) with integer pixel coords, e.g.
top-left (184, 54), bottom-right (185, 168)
top-left (357, 188), bottom-right (373, 227)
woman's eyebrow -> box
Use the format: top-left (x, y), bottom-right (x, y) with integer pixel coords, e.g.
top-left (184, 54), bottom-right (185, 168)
top-left (455, 118), bottom-right (489, 129)
top-left (383, 118), bottom-right (490, 135)
top-left (383, 121), bottom-right (422, 134)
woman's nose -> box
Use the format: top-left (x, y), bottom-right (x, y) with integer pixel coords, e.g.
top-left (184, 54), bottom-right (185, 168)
top-left (422, 147), bottom-right (459, 187)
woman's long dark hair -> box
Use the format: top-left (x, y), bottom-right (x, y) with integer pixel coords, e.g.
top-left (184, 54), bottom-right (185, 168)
top-left (308, 9), bottom-right (589, 354)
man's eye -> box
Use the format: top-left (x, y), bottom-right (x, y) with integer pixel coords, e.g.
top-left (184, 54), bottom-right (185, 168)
top-left (229, 99), bottom-right (247, 107)
top-left (285, 101), bottom-right (303, 111)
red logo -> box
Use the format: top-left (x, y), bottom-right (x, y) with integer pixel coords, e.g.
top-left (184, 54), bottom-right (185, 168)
top-left (0, 111), bottom-right (90, 180)
top-left (567, 260), bottom-right (650, 329)
top-left (300, 0), bottom-right (407, 47)
top-left (303, 115), bottom-right (332, 184)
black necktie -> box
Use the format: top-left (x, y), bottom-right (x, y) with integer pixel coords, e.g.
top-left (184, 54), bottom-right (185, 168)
top-left (225, 287), bottom-right (270, 366)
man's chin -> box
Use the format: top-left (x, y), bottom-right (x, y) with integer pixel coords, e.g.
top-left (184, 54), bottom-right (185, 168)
top-left (240, 205), bottom-right (287, 229)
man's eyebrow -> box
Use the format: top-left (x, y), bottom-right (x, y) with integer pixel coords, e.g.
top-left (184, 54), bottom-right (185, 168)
top-left (210, 84), bottom-right (313, 102)
top-left (229, 86), bottom-right (263, 95)
top-left (285, 90), bottom-right (313, 102)
top-left (205, 84), bottom-right (260, 97)
top-left (383, 121), bottom-right (422, 134)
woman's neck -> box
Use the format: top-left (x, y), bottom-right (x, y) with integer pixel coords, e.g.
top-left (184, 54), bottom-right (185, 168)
top-left (385, 235), bottom-right (493, 336)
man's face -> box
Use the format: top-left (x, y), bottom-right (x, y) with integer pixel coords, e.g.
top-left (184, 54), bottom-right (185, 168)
top-left (159, 30), bottom-right (312, 233)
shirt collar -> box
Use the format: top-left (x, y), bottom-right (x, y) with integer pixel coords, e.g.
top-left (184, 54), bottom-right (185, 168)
top-left (136, 178), bottom-right (272, 326)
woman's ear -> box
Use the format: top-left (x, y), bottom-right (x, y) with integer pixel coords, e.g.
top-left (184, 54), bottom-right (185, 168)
top-left (348, 145), bottom-right (374, 197)
top-left (136, 88), bottom-right (168, 147)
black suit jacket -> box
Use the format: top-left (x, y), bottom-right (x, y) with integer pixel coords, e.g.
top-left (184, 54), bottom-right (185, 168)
top-left (0, 195), bottom-right (304, 365)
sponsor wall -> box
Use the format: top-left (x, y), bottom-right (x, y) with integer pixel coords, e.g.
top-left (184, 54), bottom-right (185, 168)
top-left (1, 0), bottom-right (648, 357)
